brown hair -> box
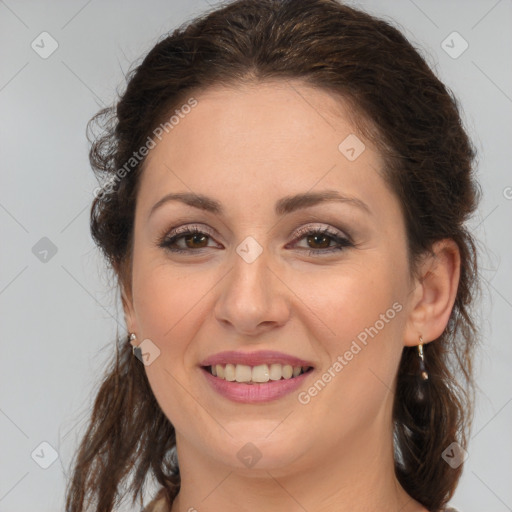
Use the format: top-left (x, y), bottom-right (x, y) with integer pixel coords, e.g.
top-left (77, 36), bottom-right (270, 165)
top-left (65, 1), bottom-right (482, 511)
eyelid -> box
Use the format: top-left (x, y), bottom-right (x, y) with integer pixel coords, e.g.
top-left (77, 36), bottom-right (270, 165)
top-left (157, 223), bottom-right (219, 249)
top-left (167, 223), bottom-right (215, 237)
top-left (157, 221), bottom-right (355, 259)
top-left (160, 222), bottom-right (350, 245)
top-left (291, 222), bottom-right (350, 242)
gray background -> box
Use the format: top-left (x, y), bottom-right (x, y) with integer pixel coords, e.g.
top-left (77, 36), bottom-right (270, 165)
top-left (1, 0), bottom-right (511, 510)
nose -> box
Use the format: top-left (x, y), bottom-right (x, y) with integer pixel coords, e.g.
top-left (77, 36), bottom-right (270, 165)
top-left (214, 246), bottom-right (291, 336)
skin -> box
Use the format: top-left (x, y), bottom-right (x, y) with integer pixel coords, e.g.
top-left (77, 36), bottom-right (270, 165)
top-left (122, 80), bottom-right (460, 512)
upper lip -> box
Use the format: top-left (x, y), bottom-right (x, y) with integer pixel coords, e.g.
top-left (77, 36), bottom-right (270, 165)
top-left (199, 350), bottom-right (315, 368)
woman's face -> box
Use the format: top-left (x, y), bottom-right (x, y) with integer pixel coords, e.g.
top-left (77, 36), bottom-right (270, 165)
top-left (123, 80), bottom-right (420, 473)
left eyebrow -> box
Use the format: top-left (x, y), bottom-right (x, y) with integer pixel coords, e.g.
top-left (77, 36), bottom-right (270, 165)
top-left (148, 189), bottom-right (372, 221)
top-left (275, 190), bottom-right (372, 216)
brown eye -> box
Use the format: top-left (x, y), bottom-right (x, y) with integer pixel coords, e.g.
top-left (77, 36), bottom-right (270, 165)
top-left (159, 226), bottom-right (217, 254)
top-left (291, 226), bottom-right (353, 256)
top-left (158, 224), bottom-right (354, 256)
top-left (306, 233), bottom-right (332, 249)
top-left (181, 232), bottom-right (209, 249)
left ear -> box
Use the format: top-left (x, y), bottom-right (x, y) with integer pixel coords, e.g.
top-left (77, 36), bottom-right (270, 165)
top-left (403, 238), bottom-right (461, 347)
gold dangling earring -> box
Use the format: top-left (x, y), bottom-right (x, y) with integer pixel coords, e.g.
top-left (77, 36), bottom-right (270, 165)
top-left (417, 336), bottom-right (429, 381)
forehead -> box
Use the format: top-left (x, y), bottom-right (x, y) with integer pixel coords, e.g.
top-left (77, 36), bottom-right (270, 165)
top-left (136, 80), bottom-right (397, 223)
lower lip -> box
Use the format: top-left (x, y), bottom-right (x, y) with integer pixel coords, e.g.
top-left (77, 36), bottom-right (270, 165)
top-left (200, 367), bottom-right (313, 403)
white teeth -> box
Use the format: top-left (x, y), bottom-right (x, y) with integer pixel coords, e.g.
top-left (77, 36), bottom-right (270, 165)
top-left (209, 363), bottom-right (308, 383)
top-left (252, 364), bottom-right (270, 383)
top-left (224, 363), bottom-right (236, 381)
top-left (282, 365), bottom-right (293, 379)
top-left (235, 364), bottom-right (252, 382)
top-left (269, 363), bottom-right (282, 381)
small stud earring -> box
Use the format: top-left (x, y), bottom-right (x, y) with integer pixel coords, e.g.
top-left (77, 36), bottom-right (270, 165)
top-left (417, 336), bottom-right (429, 381)
top-left (129, 333), bottom-right (142, 360)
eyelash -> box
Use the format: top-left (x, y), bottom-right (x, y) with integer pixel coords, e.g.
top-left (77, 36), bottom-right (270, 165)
top-left (157, 224), bottom-right (354, 256)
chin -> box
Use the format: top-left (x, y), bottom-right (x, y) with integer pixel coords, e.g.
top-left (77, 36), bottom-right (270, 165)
top-left (209, 429), bottom-right (305, 472)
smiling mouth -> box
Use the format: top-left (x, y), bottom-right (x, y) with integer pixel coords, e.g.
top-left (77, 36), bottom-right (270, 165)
top-left (202, 363), bottom-right (314, 384)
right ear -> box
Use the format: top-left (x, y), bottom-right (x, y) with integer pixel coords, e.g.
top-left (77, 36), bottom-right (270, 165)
top-left (121, 281), bottom-right (138, 340)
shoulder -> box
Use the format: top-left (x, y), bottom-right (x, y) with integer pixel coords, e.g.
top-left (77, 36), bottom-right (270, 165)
top-left (444, 508), bottom-right (460, 512)
top-left (143, 489), bottom-right (169, 512)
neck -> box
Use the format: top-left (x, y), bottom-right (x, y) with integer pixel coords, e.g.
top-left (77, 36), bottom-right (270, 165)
top-left (169, 418), bottom-right (428, 512)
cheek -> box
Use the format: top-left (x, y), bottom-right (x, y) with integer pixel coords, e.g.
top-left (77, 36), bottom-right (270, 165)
top-left (298, 263), bottom-right (406, 412)
top-left (132, 257), bottom-right (213, 345)
top-left (132, 263), bottom-right (215, 429)
top-left (299, 262), bottom-right (403, 347)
